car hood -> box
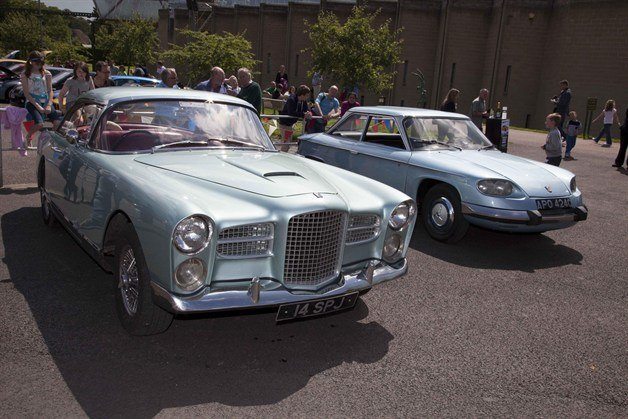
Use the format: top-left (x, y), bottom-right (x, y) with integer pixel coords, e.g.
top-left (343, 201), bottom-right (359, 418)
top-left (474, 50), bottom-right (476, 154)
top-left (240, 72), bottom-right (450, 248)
top-left (134, 151), bottom-right (338, 198)
top-left (432, 150), bottom-right (571, 197)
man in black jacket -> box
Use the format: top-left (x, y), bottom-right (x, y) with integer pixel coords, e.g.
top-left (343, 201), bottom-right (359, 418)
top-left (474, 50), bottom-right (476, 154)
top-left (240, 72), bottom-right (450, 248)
top-left (551, 79), bottom-right (571, 137)
top-left (278, 85), bottom-right (312, 151)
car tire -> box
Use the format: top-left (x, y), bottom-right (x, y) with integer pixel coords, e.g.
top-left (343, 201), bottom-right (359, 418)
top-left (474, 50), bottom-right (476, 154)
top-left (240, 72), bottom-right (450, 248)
top-left (422, 184), bottom-right (469, 243)
top-left (113, 221), bottom-right (173, 335)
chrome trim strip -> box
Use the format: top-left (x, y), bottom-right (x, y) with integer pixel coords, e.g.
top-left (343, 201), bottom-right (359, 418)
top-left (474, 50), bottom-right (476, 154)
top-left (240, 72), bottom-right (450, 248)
top-left (461, 202), bottom-right (530, 222)
top-left (151, 259), bottom-right (408, 313)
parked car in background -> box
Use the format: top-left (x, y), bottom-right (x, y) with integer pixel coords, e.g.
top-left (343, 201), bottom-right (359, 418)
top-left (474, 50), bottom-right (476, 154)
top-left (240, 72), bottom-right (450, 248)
top-left (0, 59), bottom-right (25, 75)
top-left (0, 64), bottom-right (23, 101)
top-left (298, 107), bottom-right (587, 243)
top-left (9, 66), bottom-right (73, 109)
top-left (111, 75), bottom-right (160, 87)
top-left (37, 88), bottom-right (416, 335)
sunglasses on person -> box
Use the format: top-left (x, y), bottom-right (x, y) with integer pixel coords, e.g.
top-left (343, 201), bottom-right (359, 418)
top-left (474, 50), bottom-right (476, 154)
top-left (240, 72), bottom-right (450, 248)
top-left (30, 58), bottom-right (44, 63)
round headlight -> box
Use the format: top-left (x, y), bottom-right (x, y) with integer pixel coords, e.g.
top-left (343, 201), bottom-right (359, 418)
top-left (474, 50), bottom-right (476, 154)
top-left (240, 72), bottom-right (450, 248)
top-left (175, 258), bottom-right (206, 292)
top-left (570, 177), bottom-right (577, 193)
top-left (477, 179), bottom-right (514, 196)
top-left (382, 234), bottom-right (402, 262)
top-left (389, 201), bottom-right (416, 230)
top-left (173, 216), bottom-right (212, 253)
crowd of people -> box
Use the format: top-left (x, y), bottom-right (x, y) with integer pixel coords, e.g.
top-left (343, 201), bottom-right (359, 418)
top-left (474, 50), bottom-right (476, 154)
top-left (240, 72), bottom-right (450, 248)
top-left (8, 50), bottom-right (627, 169)
top-left (437, 80), bottom-right (626, 169)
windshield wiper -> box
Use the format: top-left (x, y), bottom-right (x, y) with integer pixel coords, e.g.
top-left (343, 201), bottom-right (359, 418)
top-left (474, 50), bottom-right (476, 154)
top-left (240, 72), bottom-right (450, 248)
top-left (414, 139), bottom-right (462, 151)
top-left (479, 144), bottom-right (495, 151)
top-left (152, 140), bottom-right (209, 152)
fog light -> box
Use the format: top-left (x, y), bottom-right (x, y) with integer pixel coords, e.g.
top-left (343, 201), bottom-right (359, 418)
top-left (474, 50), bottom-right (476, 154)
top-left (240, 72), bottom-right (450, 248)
top-left (382, 234), bottom-right (402, 262)
top-left (175, 258), bottom-right (206, 292)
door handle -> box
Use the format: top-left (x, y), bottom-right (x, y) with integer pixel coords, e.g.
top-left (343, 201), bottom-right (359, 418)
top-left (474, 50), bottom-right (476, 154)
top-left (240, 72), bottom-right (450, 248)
top-left (51, 146), bottom-right (63, 153)
top-left (349, 150), bottom-right (359, 155)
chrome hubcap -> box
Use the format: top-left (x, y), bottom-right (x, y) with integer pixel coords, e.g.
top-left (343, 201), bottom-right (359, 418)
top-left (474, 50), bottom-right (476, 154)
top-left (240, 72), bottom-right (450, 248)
top-left (430, 197), bottom-right (454, 228)
top-left (119, 246), bottom-right (139, 316)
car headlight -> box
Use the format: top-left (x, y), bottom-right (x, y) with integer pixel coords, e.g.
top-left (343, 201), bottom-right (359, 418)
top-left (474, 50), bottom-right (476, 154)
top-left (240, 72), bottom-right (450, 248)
top-left (477, 179), bottom-right (514, 196)
top-left (175, 258), bottom-right (206, 292)
top-left (382, 234), bottom-right (403, 263)
top-left (173, 215), bottom-right (212, 253)
top-left (389, 201), bottom-right (417, 230)
top-left (570, 177), bottom-right (577, 193)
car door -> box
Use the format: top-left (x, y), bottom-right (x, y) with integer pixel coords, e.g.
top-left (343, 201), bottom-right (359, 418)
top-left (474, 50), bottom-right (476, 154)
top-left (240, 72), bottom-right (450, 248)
top-left (347, 115), bottom-right (411, 193)
top-left (300, 113), bottom-right (368, 168)
top-left (51, 103), bottom-right (102, 229)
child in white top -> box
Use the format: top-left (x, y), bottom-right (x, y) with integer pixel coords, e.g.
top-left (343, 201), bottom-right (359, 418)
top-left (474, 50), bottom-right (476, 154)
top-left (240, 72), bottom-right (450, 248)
top-left (593, 99), bottom-right (620, 147)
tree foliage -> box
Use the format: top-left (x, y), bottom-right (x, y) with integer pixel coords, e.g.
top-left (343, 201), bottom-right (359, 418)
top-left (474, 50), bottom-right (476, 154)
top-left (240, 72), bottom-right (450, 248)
top-left (304, 6), bottom-right (403, 95)
top-left (0, 11), bottom-right (72, 54)
top-left (46, 41), bottom-right (89, 64)
top-left (160, 30), bottom-right (258, 86)
top-left (95, 15), bottom-right (158, 65)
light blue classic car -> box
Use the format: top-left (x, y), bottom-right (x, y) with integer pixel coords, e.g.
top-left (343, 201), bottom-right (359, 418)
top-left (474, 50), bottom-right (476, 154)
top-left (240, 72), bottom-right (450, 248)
top-left (298, 107), bottom-right (587, 243)
top-left (36, 88), bottom-right (416, 335)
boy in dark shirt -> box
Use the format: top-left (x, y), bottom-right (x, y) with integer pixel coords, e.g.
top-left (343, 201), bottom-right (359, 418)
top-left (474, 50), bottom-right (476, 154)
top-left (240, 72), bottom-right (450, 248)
top-left (564, 111), bottom-right (582, 161)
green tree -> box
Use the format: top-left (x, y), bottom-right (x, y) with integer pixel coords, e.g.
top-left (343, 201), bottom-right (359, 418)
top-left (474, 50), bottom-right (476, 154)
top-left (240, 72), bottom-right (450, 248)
top-left (160, 30), bottom-right (258, 86)
top-left (95, 15), bottom-right (158, 66)
top-left (46, 41), bottom-right (88, 64)
top-left (0, 11), bottom-right (72, 54)
top-left (304, 6), bottom-right (403, 95)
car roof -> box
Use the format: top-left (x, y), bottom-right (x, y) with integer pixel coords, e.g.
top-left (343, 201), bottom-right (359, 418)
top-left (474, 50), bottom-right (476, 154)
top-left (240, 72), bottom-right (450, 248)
top-left (111, 75), bottom-right (159, 82)
top-left (347, 106), bottom-right (470, 119)
top-left (80, 87), bottom-right (255, 110)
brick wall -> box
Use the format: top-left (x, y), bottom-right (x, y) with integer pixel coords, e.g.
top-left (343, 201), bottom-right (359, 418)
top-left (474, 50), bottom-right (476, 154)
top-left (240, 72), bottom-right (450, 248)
top-left (157, 0), bottom-right (628, 129)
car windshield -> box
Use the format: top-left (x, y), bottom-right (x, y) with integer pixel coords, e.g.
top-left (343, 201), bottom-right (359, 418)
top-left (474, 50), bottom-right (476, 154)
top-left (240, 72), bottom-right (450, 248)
top-left (403, 117), bottom-right (493, 150)
top-left (96, 100), bottom-right (275, 153)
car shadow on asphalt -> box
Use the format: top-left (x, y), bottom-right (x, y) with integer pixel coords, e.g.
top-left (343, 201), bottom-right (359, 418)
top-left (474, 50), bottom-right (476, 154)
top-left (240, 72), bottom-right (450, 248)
top-left (2, 207), bottom-right (393, 418)
top-left (410, 225), bottom-right (583, 272)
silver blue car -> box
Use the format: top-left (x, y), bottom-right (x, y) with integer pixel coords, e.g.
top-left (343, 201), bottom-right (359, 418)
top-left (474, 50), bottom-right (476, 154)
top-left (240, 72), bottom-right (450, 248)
top-left (298, 107), bottom-right (587, 243)
top-left (36, 89), bottom-right (416, 335)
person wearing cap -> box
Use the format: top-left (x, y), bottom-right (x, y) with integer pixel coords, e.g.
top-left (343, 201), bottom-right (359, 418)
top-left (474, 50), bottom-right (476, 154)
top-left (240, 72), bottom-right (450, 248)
top-left (20, 51), bottom-right (62, 149)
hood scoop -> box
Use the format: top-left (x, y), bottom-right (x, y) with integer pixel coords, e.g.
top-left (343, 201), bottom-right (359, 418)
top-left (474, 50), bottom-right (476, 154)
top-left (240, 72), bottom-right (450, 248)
top-left (264, 171), bottom-right (303, 178)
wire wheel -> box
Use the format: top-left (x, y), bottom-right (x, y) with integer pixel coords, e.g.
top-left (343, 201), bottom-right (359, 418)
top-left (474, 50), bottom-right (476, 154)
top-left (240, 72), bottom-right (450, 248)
top-left (118, 245), bottom-right (140, 316)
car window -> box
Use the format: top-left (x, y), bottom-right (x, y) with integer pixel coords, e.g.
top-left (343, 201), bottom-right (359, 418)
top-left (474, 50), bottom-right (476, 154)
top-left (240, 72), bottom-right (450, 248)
top-left (94, 100), bottom-right (274, 153)
top-left (59, 104), bottom-right (102, 142)
top-left (363, 116), bottom-right (406, 150)
top-left (403, 117), bottom-right (492, 150)
top-left (329, 113), bottom-right (368, 141)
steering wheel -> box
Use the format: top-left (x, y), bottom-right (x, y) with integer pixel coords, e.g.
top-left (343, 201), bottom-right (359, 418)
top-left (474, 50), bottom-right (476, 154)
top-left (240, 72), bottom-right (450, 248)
top-left (113, 130), bottom-right (160, 152)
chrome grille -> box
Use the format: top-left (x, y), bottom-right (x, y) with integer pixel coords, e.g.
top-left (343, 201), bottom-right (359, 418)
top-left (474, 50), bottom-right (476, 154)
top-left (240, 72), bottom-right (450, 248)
top-left (347, 214), bottom-right (381, 244)
top-left (283, 210), bottom-right (345, 287)
top-left (217, 223), bottom-right (274, 258)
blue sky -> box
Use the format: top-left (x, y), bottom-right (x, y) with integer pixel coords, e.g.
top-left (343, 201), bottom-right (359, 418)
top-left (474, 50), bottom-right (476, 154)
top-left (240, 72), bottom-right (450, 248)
top-left (41, 0), bottom-right (95, 13)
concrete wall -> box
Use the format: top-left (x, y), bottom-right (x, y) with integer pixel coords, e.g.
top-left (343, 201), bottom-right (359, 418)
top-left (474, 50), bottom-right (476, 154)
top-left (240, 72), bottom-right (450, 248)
top-left (157, 0), bottom-right (628, 130)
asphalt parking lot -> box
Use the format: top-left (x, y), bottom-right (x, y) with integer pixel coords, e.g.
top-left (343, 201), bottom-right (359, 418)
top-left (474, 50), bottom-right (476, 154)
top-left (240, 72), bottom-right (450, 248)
top-left (0, 128), bottom-right (626, 417)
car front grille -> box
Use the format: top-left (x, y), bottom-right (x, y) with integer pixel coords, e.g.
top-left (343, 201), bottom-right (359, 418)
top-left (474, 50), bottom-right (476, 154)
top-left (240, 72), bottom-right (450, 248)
top-left (346, 214), bottom-right (381, 244)
top-left (216, 223), bottom-right (274, 258)
top-left (283, 210), bottom-right (346, 288)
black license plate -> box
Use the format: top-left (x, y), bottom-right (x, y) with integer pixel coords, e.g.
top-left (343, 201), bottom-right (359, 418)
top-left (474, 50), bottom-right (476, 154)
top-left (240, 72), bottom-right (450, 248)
top-left (276, 292), bottom-right (359, 322)
top-left (535, 198), bottom-right (572, 210)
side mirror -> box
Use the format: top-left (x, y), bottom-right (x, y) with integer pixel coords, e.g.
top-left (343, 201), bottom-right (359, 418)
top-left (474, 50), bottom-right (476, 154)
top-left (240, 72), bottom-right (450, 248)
top-left (66, 129), bottom-right (79, 144)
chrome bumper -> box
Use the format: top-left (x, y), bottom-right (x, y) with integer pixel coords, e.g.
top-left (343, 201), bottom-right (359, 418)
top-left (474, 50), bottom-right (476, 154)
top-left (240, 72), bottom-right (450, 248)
top-left (461, 202), bottom-right (588, 225)
top-left (152, 259), bottom-right (408, 314)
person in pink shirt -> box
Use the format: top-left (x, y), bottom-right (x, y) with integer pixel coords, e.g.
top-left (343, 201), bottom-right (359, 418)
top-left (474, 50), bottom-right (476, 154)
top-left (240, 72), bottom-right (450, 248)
top-left (340, 92), bottom-right (360, 116)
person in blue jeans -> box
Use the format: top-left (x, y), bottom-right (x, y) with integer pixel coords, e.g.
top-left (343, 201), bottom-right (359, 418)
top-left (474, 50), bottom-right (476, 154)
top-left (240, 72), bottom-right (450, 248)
top-left (564, 111), bottom-right (582, 161)
top-left (592, 99), bottom-right (620, 147)
top-left (20, 51), bottom-right (61, 149)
